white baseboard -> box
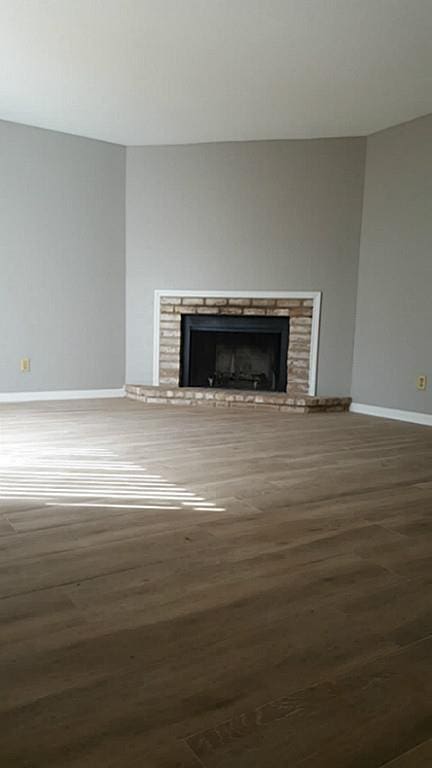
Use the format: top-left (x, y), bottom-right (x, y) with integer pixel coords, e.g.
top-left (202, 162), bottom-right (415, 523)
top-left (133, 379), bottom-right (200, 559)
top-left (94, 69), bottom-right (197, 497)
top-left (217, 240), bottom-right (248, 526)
top-left (350, 402), bottom-right (432, 426)
top-left (0, 388), bottom-right (125, 404)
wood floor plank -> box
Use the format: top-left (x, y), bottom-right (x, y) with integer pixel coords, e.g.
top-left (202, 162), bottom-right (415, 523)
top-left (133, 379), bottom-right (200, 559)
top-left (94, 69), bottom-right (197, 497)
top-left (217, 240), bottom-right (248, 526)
top-left (381, 738), bottom-right (432, 766)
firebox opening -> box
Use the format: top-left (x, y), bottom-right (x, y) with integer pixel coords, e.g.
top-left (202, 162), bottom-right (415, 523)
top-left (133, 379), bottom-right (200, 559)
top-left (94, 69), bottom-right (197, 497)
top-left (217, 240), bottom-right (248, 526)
top-left (180, 314), bottom-right (289, 392)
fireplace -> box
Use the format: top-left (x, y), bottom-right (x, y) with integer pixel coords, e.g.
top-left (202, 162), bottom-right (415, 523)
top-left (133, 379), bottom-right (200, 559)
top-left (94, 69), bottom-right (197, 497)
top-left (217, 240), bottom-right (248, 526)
top-left (155, 292), bottom-right (319, 396)
top-left (180, 314), bottom-right (289, 392)
top-left (126, 291), bottom-right (353, 412)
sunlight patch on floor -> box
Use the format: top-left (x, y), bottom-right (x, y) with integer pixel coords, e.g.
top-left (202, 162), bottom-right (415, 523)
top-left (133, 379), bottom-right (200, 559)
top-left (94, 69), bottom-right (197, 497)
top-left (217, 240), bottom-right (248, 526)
top-left (0, 446), bottom-right (224, 512)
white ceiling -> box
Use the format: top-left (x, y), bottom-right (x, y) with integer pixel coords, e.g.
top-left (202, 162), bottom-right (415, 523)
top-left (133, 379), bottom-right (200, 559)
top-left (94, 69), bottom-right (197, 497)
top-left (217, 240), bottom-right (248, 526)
top-left (1, 0), bottom-right (431, 146)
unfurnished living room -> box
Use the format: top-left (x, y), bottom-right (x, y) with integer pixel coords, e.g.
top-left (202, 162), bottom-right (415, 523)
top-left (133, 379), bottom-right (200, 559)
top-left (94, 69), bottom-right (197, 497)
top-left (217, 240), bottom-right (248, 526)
top-left (1, 1), bottom-right (432, 766)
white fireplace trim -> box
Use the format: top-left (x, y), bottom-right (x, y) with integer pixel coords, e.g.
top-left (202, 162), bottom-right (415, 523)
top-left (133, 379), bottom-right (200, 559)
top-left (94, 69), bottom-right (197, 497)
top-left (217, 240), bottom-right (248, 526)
top-left (153, 290), bottom-right (322, 396)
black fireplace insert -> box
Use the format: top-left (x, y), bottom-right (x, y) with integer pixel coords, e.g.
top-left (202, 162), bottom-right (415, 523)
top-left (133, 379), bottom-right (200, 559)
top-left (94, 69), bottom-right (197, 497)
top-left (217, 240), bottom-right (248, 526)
top-left (180, 314), bottom-right (289, 392)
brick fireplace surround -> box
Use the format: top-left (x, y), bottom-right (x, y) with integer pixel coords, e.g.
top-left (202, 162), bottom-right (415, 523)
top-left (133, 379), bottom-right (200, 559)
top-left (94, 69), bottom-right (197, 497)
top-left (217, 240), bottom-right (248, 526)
top-left (126, 291), bottom-right (351, 414)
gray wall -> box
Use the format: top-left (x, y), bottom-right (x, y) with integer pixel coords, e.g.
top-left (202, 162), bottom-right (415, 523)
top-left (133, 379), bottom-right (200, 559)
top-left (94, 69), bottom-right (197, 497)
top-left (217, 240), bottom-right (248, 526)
top-left (0, 120), bottom-right (125, 393)
top-left (352, 115), bottom-right (432, 413)
top-left (126, 139), bottom-right (366, 395)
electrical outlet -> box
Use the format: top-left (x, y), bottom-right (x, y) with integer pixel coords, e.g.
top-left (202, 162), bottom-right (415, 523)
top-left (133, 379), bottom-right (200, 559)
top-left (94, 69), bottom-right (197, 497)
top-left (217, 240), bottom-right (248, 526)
top-left (416, 374), bottom-right (427, 391)
top-left (20, 357), bottom-right (31, 373)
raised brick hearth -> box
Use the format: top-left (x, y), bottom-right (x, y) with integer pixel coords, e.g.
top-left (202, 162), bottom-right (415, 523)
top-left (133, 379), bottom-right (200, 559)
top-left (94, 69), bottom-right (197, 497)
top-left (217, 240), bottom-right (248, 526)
top-left (126, 385), bottom-right (351, 413)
